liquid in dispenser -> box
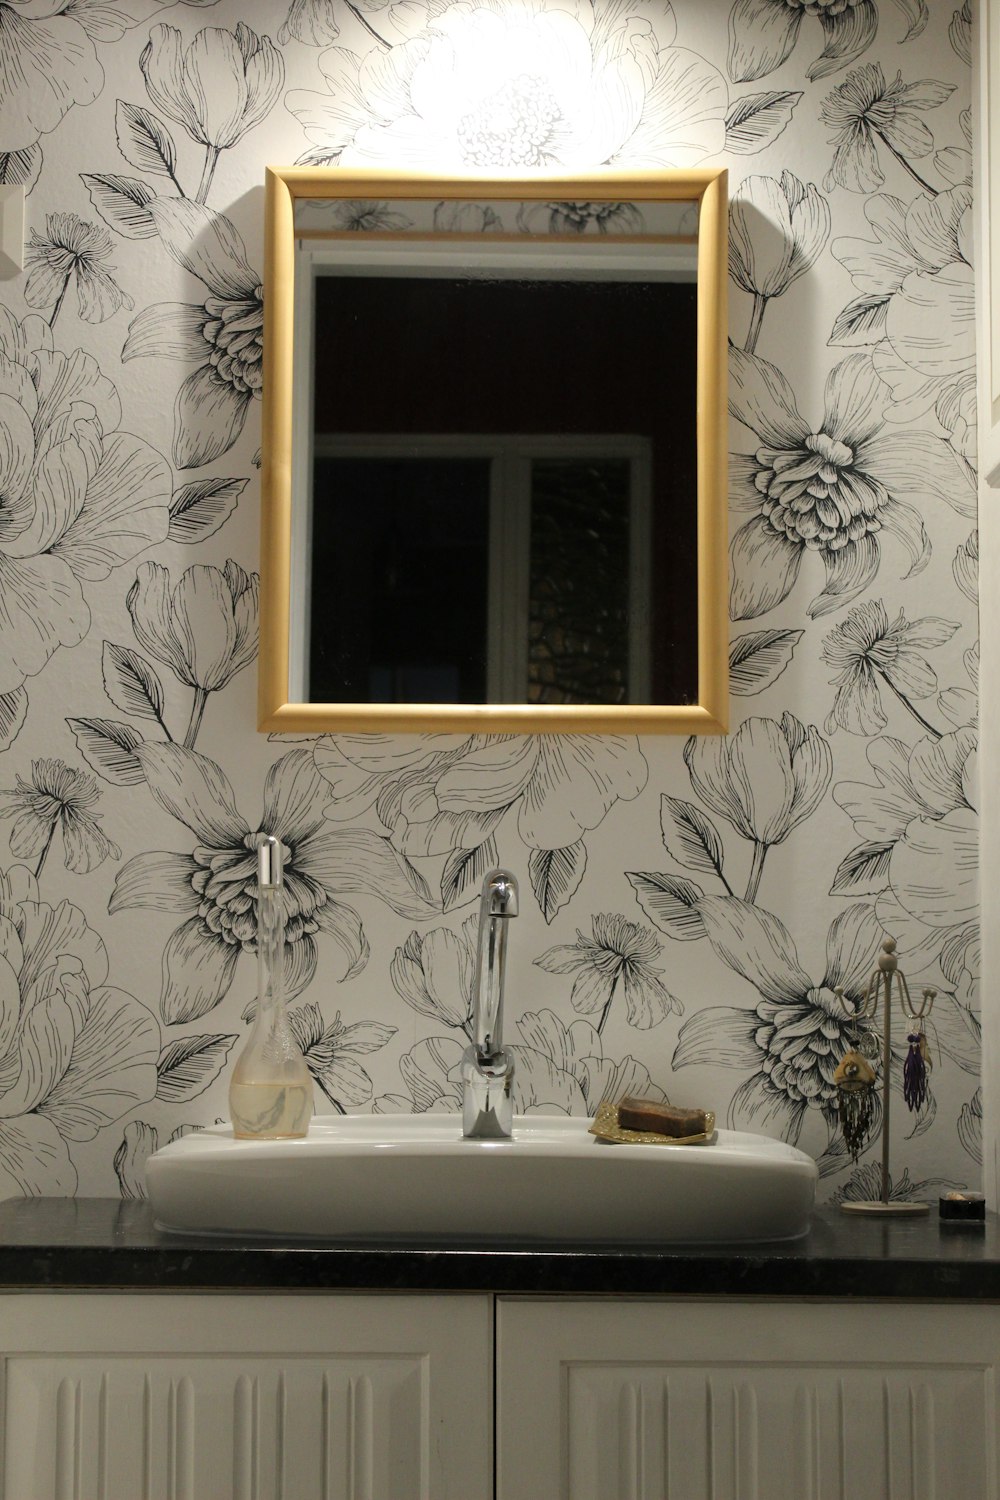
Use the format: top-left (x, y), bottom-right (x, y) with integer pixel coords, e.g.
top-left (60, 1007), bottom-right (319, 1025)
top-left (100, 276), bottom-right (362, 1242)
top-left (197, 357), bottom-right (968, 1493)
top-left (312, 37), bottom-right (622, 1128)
top-left (228, 835), bottom-right (314, 1139)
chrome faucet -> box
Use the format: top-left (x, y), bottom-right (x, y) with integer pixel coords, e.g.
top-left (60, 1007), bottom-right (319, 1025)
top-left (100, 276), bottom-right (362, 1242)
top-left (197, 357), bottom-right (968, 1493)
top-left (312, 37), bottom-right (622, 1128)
top-left (461, 869), bottom-right (518, 1139)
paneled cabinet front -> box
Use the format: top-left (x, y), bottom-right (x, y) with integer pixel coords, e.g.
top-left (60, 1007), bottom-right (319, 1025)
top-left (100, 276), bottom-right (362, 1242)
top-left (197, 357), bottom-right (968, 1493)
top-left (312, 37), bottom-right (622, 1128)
top-left (0, 1292), bottom-right (493, 1500)
top-left (496, 1297), bottom-right (1000, 1500)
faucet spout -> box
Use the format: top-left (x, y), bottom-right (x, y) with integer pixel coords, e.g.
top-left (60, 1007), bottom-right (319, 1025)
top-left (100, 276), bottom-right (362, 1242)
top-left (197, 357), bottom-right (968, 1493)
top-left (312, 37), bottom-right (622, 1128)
top-left (462, 870), bottom-right (518, 1139)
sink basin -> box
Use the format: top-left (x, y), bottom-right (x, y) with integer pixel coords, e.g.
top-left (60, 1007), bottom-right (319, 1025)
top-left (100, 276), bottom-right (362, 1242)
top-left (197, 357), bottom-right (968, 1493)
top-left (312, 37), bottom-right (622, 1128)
top-left (146, 1114), bottom-right (817, 1243)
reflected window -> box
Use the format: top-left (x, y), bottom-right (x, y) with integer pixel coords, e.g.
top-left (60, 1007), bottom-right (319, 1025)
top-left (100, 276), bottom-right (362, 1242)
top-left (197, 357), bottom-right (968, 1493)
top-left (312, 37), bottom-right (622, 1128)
top-left (308, 437), bottom-right (650, 705)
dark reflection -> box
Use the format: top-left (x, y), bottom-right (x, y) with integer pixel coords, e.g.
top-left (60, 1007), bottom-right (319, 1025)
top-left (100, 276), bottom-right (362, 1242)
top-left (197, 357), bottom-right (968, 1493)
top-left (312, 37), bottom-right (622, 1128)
top-left (307, 270), bottom-right (697, 706)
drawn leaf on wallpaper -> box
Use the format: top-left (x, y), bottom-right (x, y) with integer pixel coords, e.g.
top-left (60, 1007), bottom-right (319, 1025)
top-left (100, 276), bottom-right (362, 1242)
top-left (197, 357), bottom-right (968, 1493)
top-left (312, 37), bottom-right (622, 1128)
top-left (116, 101), bottom-right (177, 180)
top-left (67, 717), bottom-right (146, 785)
top-left (905, 1087), bottom-right (936, 1140)
top-left (659, 796), bottom-right (725, 880)
top-left (729, 629), bottom-right (803, 696)
top-left (168, 477), bottom-right (248, 543)
top-left (529, 842), bottom-right (587, 924)
top-left (156, 1034), bottom-right (238, 1101)
top-left (0, 146), bottom-right (42, 192)
top-left (102, 642), bottom-right (166, 724)
top-left (0, 688), bottom-right (27, 752)
top-left (441, 835), bottom-right (500, 911)
top-left (724, 92), bottom-right (802, 154)
top-left (888, 0), bottom-right (929, 42)
top-left (829, 294), bottom-right (890, 346)
top-left (626, 872), bottom-right (706, 941)
top-left (830, 841), bottom-right (894, 896)
top-left (81, 172), bottom-right (157, 238)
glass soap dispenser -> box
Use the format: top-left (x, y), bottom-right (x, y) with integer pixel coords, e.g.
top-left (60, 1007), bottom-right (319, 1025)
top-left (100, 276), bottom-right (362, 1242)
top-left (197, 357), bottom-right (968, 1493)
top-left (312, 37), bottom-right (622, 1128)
top-left (228, 835), bottom-right (314, 1139)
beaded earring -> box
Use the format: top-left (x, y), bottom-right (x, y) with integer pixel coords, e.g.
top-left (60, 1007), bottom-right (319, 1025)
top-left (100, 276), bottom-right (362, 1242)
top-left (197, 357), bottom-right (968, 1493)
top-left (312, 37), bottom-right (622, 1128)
top-left (902, 988), bottom-right (936, 1113)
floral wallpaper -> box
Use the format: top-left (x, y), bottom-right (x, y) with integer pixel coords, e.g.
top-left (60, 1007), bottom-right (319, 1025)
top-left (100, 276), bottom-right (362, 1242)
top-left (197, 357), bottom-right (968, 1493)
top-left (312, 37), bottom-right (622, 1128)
top-left (0, 0), bottom-right (979, 1207)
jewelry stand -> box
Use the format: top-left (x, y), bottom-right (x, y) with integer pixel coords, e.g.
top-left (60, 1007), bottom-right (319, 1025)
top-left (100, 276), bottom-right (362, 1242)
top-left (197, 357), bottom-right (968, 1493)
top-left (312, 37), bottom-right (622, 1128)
top-left (836, 938), bottom-right (935, 1217)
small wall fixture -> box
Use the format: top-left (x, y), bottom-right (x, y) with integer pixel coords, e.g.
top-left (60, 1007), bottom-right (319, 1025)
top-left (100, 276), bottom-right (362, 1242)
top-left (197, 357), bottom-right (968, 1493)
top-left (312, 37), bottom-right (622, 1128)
top-left (0, 186), bottom-right (24, 278)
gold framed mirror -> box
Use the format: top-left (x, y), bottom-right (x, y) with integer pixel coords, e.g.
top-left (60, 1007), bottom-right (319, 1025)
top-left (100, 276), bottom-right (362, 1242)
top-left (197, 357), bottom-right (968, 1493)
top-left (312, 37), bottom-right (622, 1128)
top-left (259, 166), bottom-right (728, 734)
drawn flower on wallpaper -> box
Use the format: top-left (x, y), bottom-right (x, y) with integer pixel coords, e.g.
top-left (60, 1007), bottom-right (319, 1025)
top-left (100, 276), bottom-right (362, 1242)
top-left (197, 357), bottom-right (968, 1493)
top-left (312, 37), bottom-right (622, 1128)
top-left (286, 0), bottom-right (729, 170)
top-left (953, 531), bottom-right (978, 604)
top-left (683, 713), bottom-right (832, 902)
top-left (0, 759), bottom-right (119, 877)
top-left (672, 899), bottom-right (886, 1147)
top-left (0, 0), bottom-right (102, 156)
top-left (727, 0), bottom-right (878, 86)
top-left (821, 599), bottom-right (958, 737)
top-left (391, 915), bottom-right (479, 1033)
top-left (534, 914), bottom-right (682, 1033)
top-left (110, 745), bottom-right (437, 1026)
top-left (728, 346), bottom-right (973, 621)
top-left (374, 1008), bottom-right (668, 1114)
top-left (950, 0), bottom-right (971, 67)
top-left (287, 1001), bottom-right (396, 1110)
top-left (515, 201), bottom-right (646, 236)
top-left (279, 0), bottom-right (429, 48)
top-left (832, 186), bottom-right (975, 466)
top-left (318, 734), bottom-right (647, 921)
top-left (127, 559), bottom-right (258, 747)
top-left (122, 200), bottom-right (261, 469)
top-left (298, 199), bottom-right (415, 232)
top-left (24, 214), bottom-right (133, 328)
top-left (833, 727), bottom-right (978, 980)
top-left (821, 63), bottom-right (954, 195)
top-left (140, 23), bottom-right (284, 203)
top-left (729, 172), bottom-right (831, 354)
top-left (832, 1162), bottom-right (962, 1206)
top-left (0, 309), bottom-right (170, 706)
top-left (0, 865), bottom-right (159, 1197)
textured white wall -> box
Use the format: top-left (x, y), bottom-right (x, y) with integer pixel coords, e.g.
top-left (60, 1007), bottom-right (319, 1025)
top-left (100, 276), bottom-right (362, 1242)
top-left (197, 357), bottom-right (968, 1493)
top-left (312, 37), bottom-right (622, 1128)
top-left (0, 0), bottom-right (979, 1205)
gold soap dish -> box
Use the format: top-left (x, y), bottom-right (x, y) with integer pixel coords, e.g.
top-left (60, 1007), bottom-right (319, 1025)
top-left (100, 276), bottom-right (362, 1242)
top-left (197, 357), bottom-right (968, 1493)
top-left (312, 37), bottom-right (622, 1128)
top-left (589, 1099), bottom-right (717, 1146)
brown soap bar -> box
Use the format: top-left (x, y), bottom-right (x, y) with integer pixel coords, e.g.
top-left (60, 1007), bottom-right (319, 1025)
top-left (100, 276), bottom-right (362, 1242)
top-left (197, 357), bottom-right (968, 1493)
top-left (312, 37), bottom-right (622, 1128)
top-left (617, 1096), bottom-right (707, 1137)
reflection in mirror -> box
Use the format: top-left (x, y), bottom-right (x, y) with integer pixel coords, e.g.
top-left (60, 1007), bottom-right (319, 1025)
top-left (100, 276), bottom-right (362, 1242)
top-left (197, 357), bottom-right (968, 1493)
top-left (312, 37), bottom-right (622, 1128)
top-left (261, 170), bottom-right (728, 734)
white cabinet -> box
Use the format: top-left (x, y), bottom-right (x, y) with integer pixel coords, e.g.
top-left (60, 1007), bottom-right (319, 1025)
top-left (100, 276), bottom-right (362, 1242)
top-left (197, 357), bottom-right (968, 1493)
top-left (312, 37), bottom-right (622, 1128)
top-left (496, 1298), bottom-right (1000, 1500)
top-left (2, 1291), bottom-right (998, 1500)
top-left (0, 1292), bottom-right (492, 1500)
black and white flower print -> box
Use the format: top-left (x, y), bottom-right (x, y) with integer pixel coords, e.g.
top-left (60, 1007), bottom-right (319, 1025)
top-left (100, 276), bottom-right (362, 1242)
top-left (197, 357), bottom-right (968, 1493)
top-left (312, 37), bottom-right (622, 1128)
top-left (110, 745), bottom-right (437, 1024)
top-left (730, 172), bottom-right (831, 353)
top-left (0, 758), bottom-right (120, 875)
top-left (0, 309), bottom-right (171, 706)
top-left (24, 213), bottom-right (133, 326)
top-left (832, 182), bottom-right (975, 465)
top-left (286, 0), bottom-right (730, 169)
top-left (122, 201), bottom-right (262, 469)
top-left (833, 727), bottom-right (977, 978)
top-left (728, 0), bottom-right (880, 87)
top-left (821, 63), bottom-right (953, 195)
top-left (729, 346), bottom-right (972, 620)
top-left (0, 864), bottom-right (159, 1195)
top-left (126, 559), bottom-right (258, 745)
top-left (673, 899), bottom-right (885, 1151)
top-left (318, 732), bottom-right (647, 917)
top-left (0, 0), bottom-right (979, 1201)
top-left (534, 914), bottom-right (682, 1032)
top-left (140, 23), bottom-right (284, 204)
top-left (821, 599), bottom-right (959, 736)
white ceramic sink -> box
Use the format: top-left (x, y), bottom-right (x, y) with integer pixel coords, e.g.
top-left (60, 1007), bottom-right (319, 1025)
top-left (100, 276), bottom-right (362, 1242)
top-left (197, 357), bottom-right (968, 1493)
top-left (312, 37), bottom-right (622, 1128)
top-left (145, 1114), bottom-right (818, 1244)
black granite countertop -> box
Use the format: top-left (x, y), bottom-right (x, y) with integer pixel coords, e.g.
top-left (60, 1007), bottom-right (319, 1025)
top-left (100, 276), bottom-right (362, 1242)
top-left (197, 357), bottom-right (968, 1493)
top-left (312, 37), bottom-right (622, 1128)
top-left (0, 1200), bottom-right (996, 1298)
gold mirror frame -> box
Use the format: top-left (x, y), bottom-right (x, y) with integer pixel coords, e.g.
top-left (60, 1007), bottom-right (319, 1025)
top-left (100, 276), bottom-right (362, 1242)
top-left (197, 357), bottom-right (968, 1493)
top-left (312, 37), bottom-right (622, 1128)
top-left (259, 165), bottom-right (728, 734)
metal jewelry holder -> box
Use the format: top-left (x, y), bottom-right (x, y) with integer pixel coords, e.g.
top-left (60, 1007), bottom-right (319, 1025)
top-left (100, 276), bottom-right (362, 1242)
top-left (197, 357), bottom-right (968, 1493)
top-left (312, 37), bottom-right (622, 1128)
top-left (836, 938), bottom-right (936, 1217)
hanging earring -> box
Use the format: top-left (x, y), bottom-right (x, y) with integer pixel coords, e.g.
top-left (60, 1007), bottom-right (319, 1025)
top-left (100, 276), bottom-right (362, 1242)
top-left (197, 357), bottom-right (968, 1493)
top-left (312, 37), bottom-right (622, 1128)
top-left (834, 1050), bottom-right (877, 1162)
top-left (902, 988), bottom-right (935, 1113)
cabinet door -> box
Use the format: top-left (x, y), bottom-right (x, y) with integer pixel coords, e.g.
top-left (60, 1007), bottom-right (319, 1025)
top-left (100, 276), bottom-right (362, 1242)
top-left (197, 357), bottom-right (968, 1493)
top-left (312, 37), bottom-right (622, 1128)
top-left (497, 1297), bottom-right (1000, 1500)
top-left (0, 1292), bottom-right (492, 1500)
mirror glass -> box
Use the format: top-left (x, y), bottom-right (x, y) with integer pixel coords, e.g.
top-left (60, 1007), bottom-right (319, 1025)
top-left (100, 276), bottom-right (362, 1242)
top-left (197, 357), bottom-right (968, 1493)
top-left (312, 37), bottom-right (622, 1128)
top-left (260, 170), bottom-right (728, 734)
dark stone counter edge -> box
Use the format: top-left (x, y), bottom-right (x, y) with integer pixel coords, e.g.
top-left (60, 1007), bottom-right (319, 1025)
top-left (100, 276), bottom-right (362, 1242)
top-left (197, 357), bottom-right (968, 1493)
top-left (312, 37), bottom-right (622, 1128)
top-left (0, 1201), bottom-right (997, 1298)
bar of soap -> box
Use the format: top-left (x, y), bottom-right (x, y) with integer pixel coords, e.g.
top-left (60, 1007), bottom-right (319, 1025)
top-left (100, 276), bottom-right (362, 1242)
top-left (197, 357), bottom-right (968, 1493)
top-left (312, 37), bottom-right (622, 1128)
top-left (617, 1097), bottom-right (707, 1137)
